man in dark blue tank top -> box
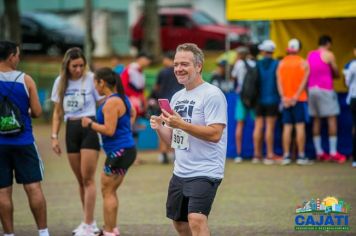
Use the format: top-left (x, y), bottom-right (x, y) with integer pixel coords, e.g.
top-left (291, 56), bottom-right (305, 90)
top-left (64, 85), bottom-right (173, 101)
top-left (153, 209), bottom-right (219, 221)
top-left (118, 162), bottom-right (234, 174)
top-left (0, 41), bottom-right (50, 236)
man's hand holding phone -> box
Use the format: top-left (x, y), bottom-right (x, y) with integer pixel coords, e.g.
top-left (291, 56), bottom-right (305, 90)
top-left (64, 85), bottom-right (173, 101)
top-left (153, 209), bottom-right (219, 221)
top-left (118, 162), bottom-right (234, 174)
top-left (158, 99), bottom-right (174, 116)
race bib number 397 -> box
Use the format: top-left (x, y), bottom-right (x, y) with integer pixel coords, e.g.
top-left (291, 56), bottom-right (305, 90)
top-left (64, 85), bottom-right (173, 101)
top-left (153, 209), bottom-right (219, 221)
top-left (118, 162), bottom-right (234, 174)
top-left (171, 128), bottom-right (189, 150)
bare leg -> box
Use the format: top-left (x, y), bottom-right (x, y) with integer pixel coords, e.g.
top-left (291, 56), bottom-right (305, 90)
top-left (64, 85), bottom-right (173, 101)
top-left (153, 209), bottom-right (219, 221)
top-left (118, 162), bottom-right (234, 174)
top-left (282, 124), bottom-right (293, 157)
top-left (0, 186), bottom-right (13, 234)
top-left (265, 116), bottom-right (277, 158)
top-left (312, 117), bottom-right (321, 137)
top-left (253, 117), bottom-right (264, 158)
top-left (23, 182), bottom-right (47, 229)
top-left (80, 149), bottom-right (99, 224)
top-left (67, 153), bottom-right (84, 208)
top-left (295, 123), bottom-right (306, 155)
top-left (101, 172), bottom-right (124, 232)
top-left (173, 221), bottom-right (192, 236)
top-left (327, 116), bottom-right (337, 136)
top-left (235, 121), bottom-right (244, 156)
top-left (188, 213), bottom-right (210, 236)
top-left (159, 138), bottom-right (170, 163)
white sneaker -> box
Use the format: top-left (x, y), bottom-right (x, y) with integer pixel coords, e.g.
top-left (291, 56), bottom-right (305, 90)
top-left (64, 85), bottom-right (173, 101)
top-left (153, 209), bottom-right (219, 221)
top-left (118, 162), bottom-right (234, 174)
top-left (74, 222), bottom-right (100, 236)
top-left (352, 162), bottom-right (356, 168)
top-left (234, 156), bottom-right (243, 163)
top-left (263, 158), bottom-right (274, 165)
top-left (72, 222), bottom-right (85, 235)
top-left (281, 158), bottom-right (291, 165)
top-left (296, 158), bottom-right (314, 165)
top-left (251, 157), bottom-right (261, 164)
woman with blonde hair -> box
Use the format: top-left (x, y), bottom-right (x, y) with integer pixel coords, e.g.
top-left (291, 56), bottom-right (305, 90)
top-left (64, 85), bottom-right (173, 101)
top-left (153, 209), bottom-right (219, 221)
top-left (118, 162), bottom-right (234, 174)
top-left (50, 47), bottom-right (102, 236)
top-left (82, 67), bottom-right (137, 236)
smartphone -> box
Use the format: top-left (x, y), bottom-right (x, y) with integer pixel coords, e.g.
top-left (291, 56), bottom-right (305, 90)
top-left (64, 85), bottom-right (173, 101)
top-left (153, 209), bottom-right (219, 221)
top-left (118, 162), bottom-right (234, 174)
top-left (158, 98), bottom-right (174, 115)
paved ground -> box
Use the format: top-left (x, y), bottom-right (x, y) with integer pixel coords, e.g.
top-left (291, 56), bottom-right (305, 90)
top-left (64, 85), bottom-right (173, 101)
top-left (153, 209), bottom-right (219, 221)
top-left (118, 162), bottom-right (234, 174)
top-left (3, 124), bottom-right (356, 236)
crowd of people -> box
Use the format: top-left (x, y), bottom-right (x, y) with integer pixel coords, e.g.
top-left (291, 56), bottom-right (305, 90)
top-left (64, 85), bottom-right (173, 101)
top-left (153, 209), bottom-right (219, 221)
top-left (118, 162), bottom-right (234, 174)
top-left (228, 35), bottom-right (356, 167)
top-left (0, 40), bottom-right (227, 236)
top-left (0, 35), bottom-right (355, 236)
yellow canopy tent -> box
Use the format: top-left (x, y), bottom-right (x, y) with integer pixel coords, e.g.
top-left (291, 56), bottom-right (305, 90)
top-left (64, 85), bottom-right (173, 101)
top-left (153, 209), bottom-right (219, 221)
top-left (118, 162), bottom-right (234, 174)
top-left (226, 0), bottom-right (356, 92)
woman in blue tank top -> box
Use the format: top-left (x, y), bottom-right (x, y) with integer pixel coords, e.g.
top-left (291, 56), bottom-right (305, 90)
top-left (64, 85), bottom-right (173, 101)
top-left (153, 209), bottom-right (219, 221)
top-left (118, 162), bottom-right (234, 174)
top-left (82, 67), bottom-right (137, 236)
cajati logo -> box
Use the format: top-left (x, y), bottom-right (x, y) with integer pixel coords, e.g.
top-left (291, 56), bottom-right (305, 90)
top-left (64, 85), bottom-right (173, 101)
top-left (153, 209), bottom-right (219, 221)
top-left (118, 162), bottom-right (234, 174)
top-left (294, 196), bottom-right (351, 231)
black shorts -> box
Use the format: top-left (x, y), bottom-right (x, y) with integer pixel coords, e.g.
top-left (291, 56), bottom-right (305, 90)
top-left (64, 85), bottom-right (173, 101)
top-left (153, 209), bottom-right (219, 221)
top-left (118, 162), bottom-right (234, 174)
top-left (65, 118), bottom-right (100, 153)
top-left (255, 104), bottom-right (279, 117)
top-left (0, 144), bottom-right (44, 188)
top-left (104, 147), bottom-right (137, 176)
top-left (166, 174), bottom-right (222, 222)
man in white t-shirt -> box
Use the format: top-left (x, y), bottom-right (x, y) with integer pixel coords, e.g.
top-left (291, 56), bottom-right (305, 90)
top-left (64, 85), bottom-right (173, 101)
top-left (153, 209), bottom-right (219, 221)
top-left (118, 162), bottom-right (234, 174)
top-left (150, 43), bottom-right (227, 236)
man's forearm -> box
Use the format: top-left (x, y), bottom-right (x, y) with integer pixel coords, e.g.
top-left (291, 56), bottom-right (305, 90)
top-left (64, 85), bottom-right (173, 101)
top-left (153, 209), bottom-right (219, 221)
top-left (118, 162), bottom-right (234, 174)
top-left (157, 127), bottom-right (173, 146)
top-left (179, 122), bottom-right (224, 143)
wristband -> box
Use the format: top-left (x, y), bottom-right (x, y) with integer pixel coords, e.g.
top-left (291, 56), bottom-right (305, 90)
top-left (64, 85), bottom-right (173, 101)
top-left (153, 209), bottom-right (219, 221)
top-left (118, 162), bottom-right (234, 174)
top-left (51, 134), bottom-right (58, 139)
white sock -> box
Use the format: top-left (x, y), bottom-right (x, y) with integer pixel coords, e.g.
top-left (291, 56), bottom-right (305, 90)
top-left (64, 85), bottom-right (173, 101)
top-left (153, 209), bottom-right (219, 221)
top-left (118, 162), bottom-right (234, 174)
top-left (4, 234), bottom-right (14, 236)
top-left (299, 152), bottom-right (305, 158)
top-left (283, 152), bottom-right (290, 158)
top-left (313, 136), bottom-right (323, 155)
top-left (329, 136), bottom-right (337, 155)
top-left (39, 228), bottom-right (50, 236)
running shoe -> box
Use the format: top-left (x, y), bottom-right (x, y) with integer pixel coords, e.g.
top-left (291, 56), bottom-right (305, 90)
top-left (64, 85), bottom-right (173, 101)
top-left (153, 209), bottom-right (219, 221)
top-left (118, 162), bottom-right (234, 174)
top-left (296, 157), bottom-right (314, 165)
top-left (330, 152), bottom-right (346, 164)
top-left (281, 157), bottom-right (291, 166)
top-left (317, 152), bottom-right (331, 161)
top-left (75, 222), bottom-right (100, 236)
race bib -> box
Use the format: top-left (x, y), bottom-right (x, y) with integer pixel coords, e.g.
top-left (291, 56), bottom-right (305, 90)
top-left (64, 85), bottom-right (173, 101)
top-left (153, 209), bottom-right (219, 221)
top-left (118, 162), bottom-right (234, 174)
top-left (171, 128), bottom-right (189, 150)
top-left (63, 92), bottom-right (84, 113)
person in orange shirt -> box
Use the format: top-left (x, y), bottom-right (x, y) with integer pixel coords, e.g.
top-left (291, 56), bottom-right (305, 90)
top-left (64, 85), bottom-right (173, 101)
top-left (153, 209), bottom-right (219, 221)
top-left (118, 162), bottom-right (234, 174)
top-left (277, 39), bottom-right (312, 165)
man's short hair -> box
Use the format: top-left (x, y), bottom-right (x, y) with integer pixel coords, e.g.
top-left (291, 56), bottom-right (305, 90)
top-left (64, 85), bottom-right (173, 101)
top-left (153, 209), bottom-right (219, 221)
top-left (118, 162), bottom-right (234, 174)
top-left (136, 51), bottom-right (153, 61)
top-left (176, 43), bottom-right (204, 66)
top-left (164, 51), bottom-right (175, 60)
top-left (318, 35), bottom-right (332, 46)
top-left (0, 41), bottom-right (18, 61)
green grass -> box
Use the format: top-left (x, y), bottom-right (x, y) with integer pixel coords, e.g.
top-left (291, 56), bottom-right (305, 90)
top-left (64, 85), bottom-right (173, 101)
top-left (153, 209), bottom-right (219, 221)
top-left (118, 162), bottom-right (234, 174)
top-left (5, 124), bottom-right (356, 236)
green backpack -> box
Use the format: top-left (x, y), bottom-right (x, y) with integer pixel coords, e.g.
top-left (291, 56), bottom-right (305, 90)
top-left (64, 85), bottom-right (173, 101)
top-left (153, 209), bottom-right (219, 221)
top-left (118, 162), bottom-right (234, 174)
top-left (0, 72), bottom-right (25, 136)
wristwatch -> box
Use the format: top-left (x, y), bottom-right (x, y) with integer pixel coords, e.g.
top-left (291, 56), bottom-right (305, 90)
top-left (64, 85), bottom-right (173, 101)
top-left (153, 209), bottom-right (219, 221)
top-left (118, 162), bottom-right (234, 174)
top-left (51, 133), bottom-right (58, 139)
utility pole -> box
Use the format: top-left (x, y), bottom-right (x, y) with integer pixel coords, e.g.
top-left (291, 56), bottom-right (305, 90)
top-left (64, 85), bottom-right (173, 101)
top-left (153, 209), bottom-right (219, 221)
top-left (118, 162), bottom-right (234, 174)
top-left (4, 0), bottom-right (21, 43)
top-left (84, 0), bottom-right (93, 68)
top-left (142, 0), bottom-right (161, 62)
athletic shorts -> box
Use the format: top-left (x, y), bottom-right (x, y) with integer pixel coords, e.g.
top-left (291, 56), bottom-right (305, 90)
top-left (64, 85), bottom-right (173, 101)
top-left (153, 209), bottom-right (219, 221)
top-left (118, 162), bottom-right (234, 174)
top-left (308, 88), bottom-right (340, 117)
top-left (65, 118), bottom-right (100, 153)
top-left (235, 97), bottom-right (255, 121)
top-left (166, 174), bottom-right (222, 222)
top-left (282, 102), bottom-right (308, 124)
top-left (104, 147), bottom-right (137, 176)
top-left (255, 103), bottom-right (279, 117)
top-left (0, 143), bottom-right (44, 188)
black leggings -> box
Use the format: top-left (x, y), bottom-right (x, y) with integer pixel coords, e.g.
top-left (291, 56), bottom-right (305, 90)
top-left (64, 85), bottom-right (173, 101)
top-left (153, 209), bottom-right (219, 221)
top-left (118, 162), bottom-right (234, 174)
top-left (351, 98), bottom-right (356, 161)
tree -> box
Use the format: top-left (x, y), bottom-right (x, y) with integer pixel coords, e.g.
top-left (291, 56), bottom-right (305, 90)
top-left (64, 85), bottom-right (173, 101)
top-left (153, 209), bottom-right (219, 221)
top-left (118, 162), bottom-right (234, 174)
top-left (84, 0), bottom-right (94, 67)
top-left (3, 0), bottom-right (21, 43)
top-left (142, 0), bottom-right (161, 62)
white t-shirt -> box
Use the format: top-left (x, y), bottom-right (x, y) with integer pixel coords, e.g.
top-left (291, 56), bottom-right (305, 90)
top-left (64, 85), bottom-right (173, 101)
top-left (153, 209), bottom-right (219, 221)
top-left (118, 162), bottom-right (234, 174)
top-left (345, 60), bottom-right (356, 104)
top-left (170, 82), bottom-right (227, 179)
top-left (51, 72), bottom-right (102, 121)
top-left (128, 62), bottom-right (145, 89)
top-left (231, 59), bottom-right (256, 91)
